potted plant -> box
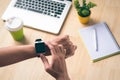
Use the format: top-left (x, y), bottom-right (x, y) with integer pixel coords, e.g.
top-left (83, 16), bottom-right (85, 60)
top-left (74, 0), bottom-right (96, 24)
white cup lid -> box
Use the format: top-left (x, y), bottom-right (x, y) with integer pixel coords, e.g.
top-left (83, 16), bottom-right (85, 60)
top-left (5, 17), bottom-right (23, 31)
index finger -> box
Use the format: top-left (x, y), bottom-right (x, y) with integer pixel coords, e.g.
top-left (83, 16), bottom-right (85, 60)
top-left (46, 41), bottom-right (56, 56)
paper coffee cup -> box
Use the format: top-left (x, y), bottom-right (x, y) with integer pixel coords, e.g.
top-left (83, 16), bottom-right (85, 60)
top-left (5, 17), bottom-right (24, 41)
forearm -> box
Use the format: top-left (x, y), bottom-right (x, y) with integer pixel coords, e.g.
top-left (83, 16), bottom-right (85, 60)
top-left (0, 45), bottom-right (36, 66)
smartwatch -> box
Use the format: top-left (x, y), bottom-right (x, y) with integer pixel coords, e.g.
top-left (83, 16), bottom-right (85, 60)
top-left (35, 39), bottom-right (46, 55)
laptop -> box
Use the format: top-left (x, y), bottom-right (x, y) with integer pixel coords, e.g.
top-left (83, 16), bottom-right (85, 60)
top-left (2, 0), bottom-right (72, 34)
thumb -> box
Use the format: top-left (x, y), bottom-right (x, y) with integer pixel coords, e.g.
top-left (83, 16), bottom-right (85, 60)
top-left (39, 54), bottom-right (49, 69)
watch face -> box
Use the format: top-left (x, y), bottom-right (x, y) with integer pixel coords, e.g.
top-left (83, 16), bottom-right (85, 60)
top-left (35, 41), bottom-right (46, 54)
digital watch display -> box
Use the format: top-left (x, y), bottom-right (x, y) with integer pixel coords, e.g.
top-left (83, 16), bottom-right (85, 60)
top-left (35, 39), bottom-right (46, 55)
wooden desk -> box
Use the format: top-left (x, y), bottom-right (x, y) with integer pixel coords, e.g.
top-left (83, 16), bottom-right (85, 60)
top-left (0, 0), bottom-right (120, 80)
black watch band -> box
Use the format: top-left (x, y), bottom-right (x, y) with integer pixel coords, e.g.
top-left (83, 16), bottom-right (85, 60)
top-left (35, 39), bottom-right (46, 55)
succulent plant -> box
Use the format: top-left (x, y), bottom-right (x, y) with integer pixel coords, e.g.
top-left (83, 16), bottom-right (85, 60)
top-left (74, 0), bottom-right (97, 17)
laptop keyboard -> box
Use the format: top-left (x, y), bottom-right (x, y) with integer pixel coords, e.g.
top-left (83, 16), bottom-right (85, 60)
top-left (14, 0), bottom-right (66, 18)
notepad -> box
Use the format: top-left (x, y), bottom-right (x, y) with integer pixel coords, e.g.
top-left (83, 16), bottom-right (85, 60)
top-left (79, 22), bottom-right (120, 62)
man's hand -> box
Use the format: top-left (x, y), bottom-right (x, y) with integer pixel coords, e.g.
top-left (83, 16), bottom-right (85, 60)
top-left (40, 45), bottom-right (70, 80)
top-left (45, 35), bottom-right (77, 58)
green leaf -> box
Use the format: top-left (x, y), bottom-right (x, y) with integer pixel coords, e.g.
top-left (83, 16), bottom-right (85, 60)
top-left (83, 0), bottom-right (86, 7)
top-left (87, 2), bottom-right (97, 9)
top-left (74, 0), bottom-right (80, 9)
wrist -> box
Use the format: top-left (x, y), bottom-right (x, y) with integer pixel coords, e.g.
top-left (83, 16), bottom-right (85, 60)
top-left (23, 45), bottom-right (37, 57)
top-left (56, 74), bottom-right (70, 80)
